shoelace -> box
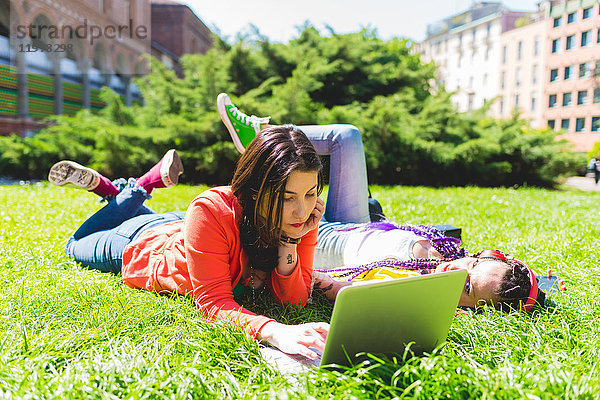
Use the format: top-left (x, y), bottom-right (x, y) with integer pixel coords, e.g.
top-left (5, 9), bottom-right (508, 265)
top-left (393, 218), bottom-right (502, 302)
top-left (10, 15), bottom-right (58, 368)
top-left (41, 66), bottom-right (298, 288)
top-left (230, 106), bottom-right (270, 131)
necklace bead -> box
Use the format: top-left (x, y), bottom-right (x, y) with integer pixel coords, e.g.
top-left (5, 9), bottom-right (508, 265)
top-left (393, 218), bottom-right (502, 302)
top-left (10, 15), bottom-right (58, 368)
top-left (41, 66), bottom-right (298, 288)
top-left (315, 224), bottom-right (468, 282)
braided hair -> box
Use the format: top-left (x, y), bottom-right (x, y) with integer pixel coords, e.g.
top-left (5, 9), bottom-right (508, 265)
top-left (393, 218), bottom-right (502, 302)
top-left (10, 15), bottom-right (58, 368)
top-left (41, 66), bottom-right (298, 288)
top-left (493, 258), bottom-right (546, 312)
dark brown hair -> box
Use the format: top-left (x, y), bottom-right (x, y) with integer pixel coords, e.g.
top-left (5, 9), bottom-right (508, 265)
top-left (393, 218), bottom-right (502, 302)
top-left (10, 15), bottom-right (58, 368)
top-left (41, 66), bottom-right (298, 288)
top-left (494, 259), bottom-right (546, 312)
top-left (231, 125), bottom-right (323, 272)
top-left (473, 253), bottom-right (546, 312)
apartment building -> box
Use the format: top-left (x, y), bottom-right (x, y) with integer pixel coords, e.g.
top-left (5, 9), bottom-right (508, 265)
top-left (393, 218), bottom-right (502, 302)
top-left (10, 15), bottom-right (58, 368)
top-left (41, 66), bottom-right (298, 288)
top-left (497, 15), bottom-right (547, 128)
top-left (418, 2), bottom-right (528, 113)
top-left (544, 0), bottom-right (600, 138)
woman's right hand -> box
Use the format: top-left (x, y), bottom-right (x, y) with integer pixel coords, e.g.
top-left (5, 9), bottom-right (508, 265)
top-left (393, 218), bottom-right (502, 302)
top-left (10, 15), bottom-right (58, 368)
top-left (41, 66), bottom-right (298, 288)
top-left (258, 321), bottom-right (330, 360)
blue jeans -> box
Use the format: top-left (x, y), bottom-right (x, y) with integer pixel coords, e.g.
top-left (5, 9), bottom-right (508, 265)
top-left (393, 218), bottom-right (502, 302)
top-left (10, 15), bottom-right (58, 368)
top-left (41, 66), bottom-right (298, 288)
top-left (66, 125), bottom-right (370, 273)
top-left (299, 125), bottom-right (370, 223)
top-left (299, 125), bottom-right (373, 268)
top-left (66, 179), bottom-right (185, 273)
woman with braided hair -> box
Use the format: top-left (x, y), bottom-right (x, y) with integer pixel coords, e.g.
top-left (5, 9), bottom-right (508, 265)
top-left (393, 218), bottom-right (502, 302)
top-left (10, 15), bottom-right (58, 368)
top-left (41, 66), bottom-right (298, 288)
top-left (312, 227), bottom-right (545, 313)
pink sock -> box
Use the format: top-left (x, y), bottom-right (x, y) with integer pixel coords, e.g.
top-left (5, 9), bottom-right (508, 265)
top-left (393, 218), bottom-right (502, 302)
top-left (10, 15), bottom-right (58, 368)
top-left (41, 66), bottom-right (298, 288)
top-left (91, 174), bottom-right (120, 198)
top-left (136, 160), bottom-right (165, 195)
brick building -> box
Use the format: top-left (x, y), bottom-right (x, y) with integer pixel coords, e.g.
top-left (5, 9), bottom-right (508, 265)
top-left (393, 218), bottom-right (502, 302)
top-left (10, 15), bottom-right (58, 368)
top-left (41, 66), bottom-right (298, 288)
top-left (151, 0), bottom-right (212, 76)
top-left (0, 0), bottom-right (212, 136)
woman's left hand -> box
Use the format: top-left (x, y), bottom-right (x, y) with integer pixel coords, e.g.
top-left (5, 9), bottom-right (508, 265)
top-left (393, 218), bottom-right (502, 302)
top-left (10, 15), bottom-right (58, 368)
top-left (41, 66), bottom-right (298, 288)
top-left (412, 240), bottom-right (443, 259)
top-left (297, 197), bottom-right (325, 237)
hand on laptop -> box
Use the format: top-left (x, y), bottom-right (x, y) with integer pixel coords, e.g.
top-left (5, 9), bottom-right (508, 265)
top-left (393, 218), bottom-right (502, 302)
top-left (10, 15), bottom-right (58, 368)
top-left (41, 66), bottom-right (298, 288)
top-left (258, 321), bottom-right (330, 360)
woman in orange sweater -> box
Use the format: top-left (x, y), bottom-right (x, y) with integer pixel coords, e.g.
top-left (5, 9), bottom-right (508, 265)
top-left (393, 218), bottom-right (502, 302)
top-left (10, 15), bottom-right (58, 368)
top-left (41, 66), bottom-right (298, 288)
top-left (49, 125), bottom-right (329, 360)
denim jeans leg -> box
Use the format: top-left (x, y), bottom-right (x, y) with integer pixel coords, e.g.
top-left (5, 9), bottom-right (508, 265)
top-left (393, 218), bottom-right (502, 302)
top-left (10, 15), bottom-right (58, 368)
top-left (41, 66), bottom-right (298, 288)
top-left (65, 181), bottom-right (153, 273)
top-left (71, 182), bottom-right (152, 240)
top-left (64, 211), bottom-right (186, 274)
top-left (65, 229), bottom-right (131, 274)
top-left (298, 124), bottom-right (370, 223)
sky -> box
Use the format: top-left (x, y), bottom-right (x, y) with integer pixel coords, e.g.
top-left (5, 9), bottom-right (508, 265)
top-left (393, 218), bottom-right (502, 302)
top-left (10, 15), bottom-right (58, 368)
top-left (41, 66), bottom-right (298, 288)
top-left (186, 0), bottom-right (542, 43)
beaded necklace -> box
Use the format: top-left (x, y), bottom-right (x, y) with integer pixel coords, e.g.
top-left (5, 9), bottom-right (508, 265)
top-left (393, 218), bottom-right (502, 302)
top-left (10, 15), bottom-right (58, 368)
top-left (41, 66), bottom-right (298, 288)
top-left (314, 223), bottom-right (468, 281)
top-left (249, 267), bottom-right (267, 307)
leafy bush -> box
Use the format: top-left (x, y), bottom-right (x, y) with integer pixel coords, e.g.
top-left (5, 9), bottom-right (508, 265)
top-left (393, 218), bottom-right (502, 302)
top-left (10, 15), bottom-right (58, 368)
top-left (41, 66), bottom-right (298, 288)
top-left (0, 27), bottom-right (583, 186)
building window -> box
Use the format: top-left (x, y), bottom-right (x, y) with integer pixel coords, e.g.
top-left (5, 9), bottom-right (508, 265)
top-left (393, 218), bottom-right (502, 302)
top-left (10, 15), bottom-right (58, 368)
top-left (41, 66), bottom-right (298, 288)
top-left (578, 90), bottom-right (588, 105)
top-left (552, 38), bottom-right (561, 53)
top-left (532, 64), bottom-right (538, 84)
top-left (550, 68), bottom-right (559, 82)
top-left (595, 63), bottom-right (600, 77)
top-left (576, 118), bottom-right (585, 132)
top-left (534, 36), bottom-right (540, 56)
top-left (592, 117), bottom-right (600, 131)
top-left (459, 32), bottom-right (463, 46)
top-left (595, 88), bottom-right (600, 103)
top-left (567, 12), bottom-right (576, 23)
top-left (468, 93), bottom-right (475, 111)
top-left (501, 71), bottom-right (505, 89)
top-left (486, 23), bottom-right (491, 36)
top-left (583, 7), bottom-right (592, 19)
top-left (531, 92), bottom-right (537, 111)
top-left (515, 94), bottom-right (520, 108)
top-left (485, 45), bottom-right (491, 60)
top-left (483, 73), bottom-right (488, 86)
top-left (593, 88), bottom-right (600, 104)
top-left (500, 97), bottom-right (504, 114)
top-left (549, 94), bottom-right (557, 107)
top-left (581, 30), bottom-right (591, 47)
top-left (563, 92), bottom-right (572, 106)
top-left (516, 67), bottom-right (521, 87)
top-left (469, 76), bottom-right (474, 89)
top-left (566, 35), bottom-right (575, 50)
top-left (517, 41), bottom-right (522, 60)
top-left (98, 0), bottom-right (105, 13)
top-left (564, 65), bottom-right (573, 80)
top-left (579, 62), bottom-right (590, 78)
top-left (472, 28), bottom-right (476, 42)
top-left (561, 118), bottom-right (570, 130)
top-left (553, 17), bottom-right (562, 27)
top-left (502, 45), bottom-right (507, 63)
top-left (548, 120), bottom-right (556, 129)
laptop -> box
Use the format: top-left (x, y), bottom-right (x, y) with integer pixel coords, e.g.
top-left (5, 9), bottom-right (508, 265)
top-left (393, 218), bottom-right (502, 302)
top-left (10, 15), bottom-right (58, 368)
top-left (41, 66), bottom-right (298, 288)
top-left (260, 269), bottom-right (467, 372)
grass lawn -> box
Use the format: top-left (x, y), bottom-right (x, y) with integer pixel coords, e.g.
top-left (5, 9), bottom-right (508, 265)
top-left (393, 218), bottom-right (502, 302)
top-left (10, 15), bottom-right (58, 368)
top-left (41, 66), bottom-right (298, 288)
top-left (1, 182), bottom-right (599, 399)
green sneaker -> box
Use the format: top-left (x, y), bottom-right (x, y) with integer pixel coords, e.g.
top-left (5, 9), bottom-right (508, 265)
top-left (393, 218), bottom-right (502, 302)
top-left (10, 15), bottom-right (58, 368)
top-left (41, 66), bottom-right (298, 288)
top-left (217, 93), bottom-right (270, 153)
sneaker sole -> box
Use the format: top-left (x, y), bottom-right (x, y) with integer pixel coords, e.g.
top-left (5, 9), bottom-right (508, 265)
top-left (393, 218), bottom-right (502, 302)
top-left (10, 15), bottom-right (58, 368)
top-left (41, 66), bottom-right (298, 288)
top-left (160, 149), bottom-right (184, 187)
top-left (48, 161), bottom-right (99, 190)
top-left (217, 93), bottom-right (247, 154)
